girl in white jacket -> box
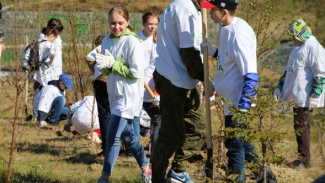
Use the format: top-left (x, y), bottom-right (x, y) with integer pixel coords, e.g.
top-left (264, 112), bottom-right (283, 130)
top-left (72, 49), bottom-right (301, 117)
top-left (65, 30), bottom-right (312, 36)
top-left (96, 5), bottom-right (151, 183)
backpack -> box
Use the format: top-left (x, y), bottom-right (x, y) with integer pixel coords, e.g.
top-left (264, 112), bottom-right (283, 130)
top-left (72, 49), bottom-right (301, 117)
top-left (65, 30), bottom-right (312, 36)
top-left (21, 40), bottom-right (46, 71)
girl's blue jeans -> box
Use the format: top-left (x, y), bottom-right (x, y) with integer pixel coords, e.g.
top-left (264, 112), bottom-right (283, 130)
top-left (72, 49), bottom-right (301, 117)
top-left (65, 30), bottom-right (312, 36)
top-left (102, 115), bottom-right (149, 175)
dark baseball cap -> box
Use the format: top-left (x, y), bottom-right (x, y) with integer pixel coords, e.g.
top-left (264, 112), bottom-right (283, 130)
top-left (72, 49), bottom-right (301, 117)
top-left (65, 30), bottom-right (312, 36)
top-left (200, 0), bottom-right (239, 10)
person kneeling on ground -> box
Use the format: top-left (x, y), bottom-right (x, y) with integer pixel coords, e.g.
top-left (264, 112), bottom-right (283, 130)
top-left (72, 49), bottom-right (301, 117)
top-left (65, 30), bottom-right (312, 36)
top-left (63, 96), bottom-right (102, 143)
top-left (37, 74), bottom-right (74, 127)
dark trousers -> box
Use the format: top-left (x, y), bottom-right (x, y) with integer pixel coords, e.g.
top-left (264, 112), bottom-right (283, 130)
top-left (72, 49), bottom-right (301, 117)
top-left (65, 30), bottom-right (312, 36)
top-left (293, 107), bottom-right (312, 163)
top-left (143, 102), bottom-right (161, 155)
top-left (94, 80), bottom-right (111, 151)
top-left (152, 70), bottom-right (206, 183)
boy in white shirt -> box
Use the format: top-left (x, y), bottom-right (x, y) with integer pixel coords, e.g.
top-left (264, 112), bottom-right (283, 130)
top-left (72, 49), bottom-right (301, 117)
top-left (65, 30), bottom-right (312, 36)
top-left (37, 74), bottom-right (73, 127)
top-left (274, 19), bottom-right (325, 168)
top-left (201, 0), bottom-right (276, 182)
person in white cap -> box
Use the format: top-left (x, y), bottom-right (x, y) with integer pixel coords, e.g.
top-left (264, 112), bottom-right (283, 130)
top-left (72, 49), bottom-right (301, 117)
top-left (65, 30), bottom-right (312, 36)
top-left (274, 19), bottom-right (325, 169)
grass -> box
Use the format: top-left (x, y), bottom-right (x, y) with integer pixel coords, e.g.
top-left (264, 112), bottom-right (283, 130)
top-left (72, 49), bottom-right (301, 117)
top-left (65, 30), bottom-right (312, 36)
top-left (1, 75), bottom-right (324, 183)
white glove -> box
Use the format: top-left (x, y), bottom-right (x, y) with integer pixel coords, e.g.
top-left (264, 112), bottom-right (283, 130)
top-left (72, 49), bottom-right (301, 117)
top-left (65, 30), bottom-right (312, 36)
top-left (201, 42), bottom-right (217, 57)
top-left (273, 88), bottom-right (281, 102)
top-left (308, 98), bottom-right (318, 110)
top-left (150, 95), bottom-right (160, 106)
top-left (96, 49), bottom-right (115, 70)
top-left (63, 123), bottom-right (72, 132)
top-left (203, 79), bottom-right (215, 97)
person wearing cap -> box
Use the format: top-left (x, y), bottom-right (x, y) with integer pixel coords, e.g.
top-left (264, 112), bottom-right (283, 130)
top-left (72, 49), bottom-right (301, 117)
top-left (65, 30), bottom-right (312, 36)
top-left (151, 0), bottom-right (215, 182)
top-left (36, 74), bottom-right (74, 127)
top-left (201, 0), bottom-right (277, 182)
top-left (274, 19), bottom-right (325, 168)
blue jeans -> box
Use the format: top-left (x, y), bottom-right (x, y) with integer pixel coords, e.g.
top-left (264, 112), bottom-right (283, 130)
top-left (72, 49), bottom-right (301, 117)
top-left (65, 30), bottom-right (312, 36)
top-left (225, 115), bottom-right (257, 182)
top-left (133, 116), bottom-right (140, 140)
top-left (33, 81), bottom-right (43, 119)
top-left (38, 96), bottom-right (69, 123)
top-left (102, 115), bottom-right (149, 175)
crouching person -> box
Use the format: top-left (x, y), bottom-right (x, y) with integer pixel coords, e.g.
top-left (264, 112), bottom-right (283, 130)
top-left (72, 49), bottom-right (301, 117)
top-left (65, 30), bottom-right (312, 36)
top-left (37, 74), bottom-right (74, 127)
top-left (63, 96), bottom-right (102, 143)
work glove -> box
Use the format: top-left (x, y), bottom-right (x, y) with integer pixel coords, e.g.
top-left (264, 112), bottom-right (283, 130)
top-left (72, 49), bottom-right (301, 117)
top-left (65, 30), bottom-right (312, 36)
top-left (273, 88), bottom-right (281, 102)
top-left (201, 42), bottom-right (217, 57)
top-left (308, 98), bottom-right (318, 110)
top-left (96, 49), bottom-right (115, 70)
top-left (63, 123), bottom-right (72, 132)
top-left (150, 95), bottom-right (160, 107)
top-left (203, 79), bottom-right (215, 97)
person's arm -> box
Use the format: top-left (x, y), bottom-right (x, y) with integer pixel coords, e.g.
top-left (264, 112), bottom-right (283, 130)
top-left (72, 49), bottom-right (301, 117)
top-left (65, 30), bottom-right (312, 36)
top-left (276, 70), bottom-right (287, 91)
top-left (180, 47), bottom-right (204, 82)
top-left (233, 31), bottom-right (259, 110)
top-left (307, 44), bottom-right (325, 99)
top-left (238, 73), bottom-right (259, 110)
top-left (85, 46), bottom-right (101, 74)
top-left (85, 57), bottom-right (95, 74)
top-left (176, 10), bottom-right (204, 81)
top-left (110, 61), bottom-right (137, 79)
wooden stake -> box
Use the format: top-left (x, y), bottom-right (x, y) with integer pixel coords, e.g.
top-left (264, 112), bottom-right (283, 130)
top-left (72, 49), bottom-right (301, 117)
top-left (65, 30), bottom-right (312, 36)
top-left (202, 7), bottom-right (214, 181)
top-left (144, 82), bottom-right (155, 98)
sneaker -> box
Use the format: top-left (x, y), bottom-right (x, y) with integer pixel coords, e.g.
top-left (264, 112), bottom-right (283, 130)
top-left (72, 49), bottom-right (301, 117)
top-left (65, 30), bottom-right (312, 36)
top-left (287, 159), bottom-right (311, 169)
top-left (141, 170), bottom-right (152, 183)
top-left (33, 118), bottom-right (38, 123)
top-left (97, 150), bottom-right (105, 157)
top-left (166, 169), bottom-right (194, 183)
top-left (97, 177), bottom-right (109, 183)
top-left (40, 121), bottom-right (47, 128)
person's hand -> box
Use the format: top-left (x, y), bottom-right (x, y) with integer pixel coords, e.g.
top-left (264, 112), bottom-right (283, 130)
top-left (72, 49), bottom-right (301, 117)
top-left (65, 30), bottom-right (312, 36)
top-left (150, 95), bottom-right (160, 106)
top-left (96, 49), bottom-right (115, 70)
top-left (201, 42), bottom-right (217, 57)
top-left (203, 79), bottom-right (215, 97)
top-left (273, 88), bottom-right (281, 102)
top-left (63, 123), bottom-right (72, 132)
top-left (308, 98), bottom-right (318, 110)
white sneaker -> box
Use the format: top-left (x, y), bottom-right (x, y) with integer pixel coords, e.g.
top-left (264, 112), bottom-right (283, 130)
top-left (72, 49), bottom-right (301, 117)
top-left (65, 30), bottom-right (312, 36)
top-left (33, 118), bottom-right (38, 123)
top-left (40, 121), bottom-right (47, 128)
